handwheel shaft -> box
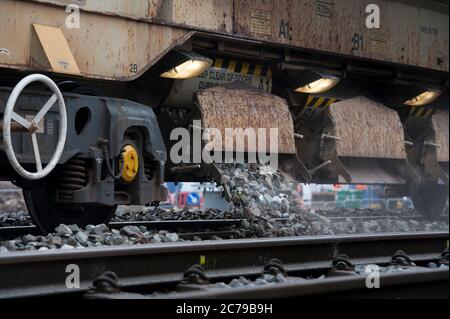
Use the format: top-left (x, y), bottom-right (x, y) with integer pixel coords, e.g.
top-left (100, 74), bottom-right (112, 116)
top-left (0, 122), bottom-right (28, 132)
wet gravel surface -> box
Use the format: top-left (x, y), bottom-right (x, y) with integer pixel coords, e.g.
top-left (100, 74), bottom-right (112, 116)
top-left (0, 165), bottom-right (448, 253)
top-left (0, 223), bottom-right (184, 253)
top-left (0, 192), bottom-right (29, 227)
top-left (136, 270), bottom-right (293, 298)
top-left (114, 206), bottom-right (241, 222)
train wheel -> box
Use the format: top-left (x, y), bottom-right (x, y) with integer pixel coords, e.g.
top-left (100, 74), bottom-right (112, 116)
top-left (24, 187), bottom-right (117, 234)
top-left (410, 184), bottom-right (449, 220)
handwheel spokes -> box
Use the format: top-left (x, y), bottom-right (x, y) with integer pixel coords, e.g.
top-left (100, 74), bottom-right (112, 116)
top-left (11, 111), bottom-right (31, 129)
top-left (30, 133), bottom-right (43, 172)
top-left (3, 74), bottom-right (67, 180)
top-left (34, 93), bottom-right (57, 124)
top-left (10, 93), bottom-right (56, 133)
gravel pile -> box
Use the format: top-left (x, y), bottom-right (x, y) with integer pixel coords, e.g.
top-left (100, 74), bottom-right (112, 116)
top-left (219, 164), bottom-right (301, 219)
top-left (213, 272), bottom-right (288, 289)
top-left (254, 214), bottom-right (446, 238)
top-left (0, 185), bottom-right (31, 227)
top-left (113, 206), bottom-right (242, 222)
top-left (218, 163), bottom-right (449, 238)
top-left (0, 223), bottom-right (182, 253)
top-left (0, 210), bottom-right (32, 227)
top-left (317, 207), bottom-right (418, 218)
top-left (137, 270), bottom-right (289, 298)
top-left (0, 191), bottom-right (30, 226)
top-left (273, 212), bottom-right (448, 237)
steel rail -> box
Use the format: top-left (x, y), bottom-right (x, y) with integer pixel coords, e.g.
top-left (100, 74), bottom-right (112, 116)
top-left (318, 215), bottom-right (449, 221)
top-left (0, 231), bottom-right (447, 298)
top-left (157, 268), bottom-right (449, 299)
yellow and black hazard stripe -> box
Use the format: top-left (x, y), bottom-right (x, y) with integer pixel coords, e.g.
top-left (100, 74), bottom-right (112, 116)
top-left (302, 96), bottom-right (339, 119)
top-left (409, 106), bottom-right (436, 119)
top-left (305, 96), bottom-right (338, 111)
top-left (212, 58), bottom-right (272, 77)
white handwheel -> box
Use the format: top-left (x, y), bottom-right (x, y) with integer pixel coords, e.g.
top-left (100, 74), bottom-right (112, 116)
top-left (3, 74), bottom-right (67, 180)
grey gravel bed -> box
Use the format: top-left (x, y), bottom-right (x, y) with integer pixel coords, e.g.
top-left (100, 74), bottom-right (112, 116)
top-left (1, 212), bottom-right (447, 253)
top-left (0, 210), bottom-right (30, 227)
top-left (0, 223), bottom-right (184, 253)
top-left (113, 206), bottom-right (242, 222)
top-left (0, 164), bottom-right (448, 253)
top-left (0, 192), bottom-right (29, 226)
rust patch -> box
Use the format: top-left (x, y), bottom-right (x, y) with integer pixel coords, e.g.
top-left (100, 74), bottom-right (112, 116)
top-left (431, 111), bottom-right (449, 162)
top-left (196, 83), bottom-right (296, 154)
top-left (232, 0), bottom-right (448, 71)
top-left (1, 0), bottom-right (447, 80)
top-left (0, 0), bottom-right (190, 81)
top-left (327, 96), bottom-right (406, 159)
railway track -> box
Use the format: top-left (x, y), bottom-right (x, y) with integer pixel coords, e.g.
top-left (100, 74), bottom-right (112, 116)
top-left (0, 231), bottom-right (447, 299)
top-left (0, 219), bottom-right (243, 241)
top-left (1, 211), bottom-right (447, 239)
top-left (1, 213), bottom-right (447, 240)
top-left (0, 0), bottom-right (447, 304)
top-left (318, 215), bottom-right (449, 222)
